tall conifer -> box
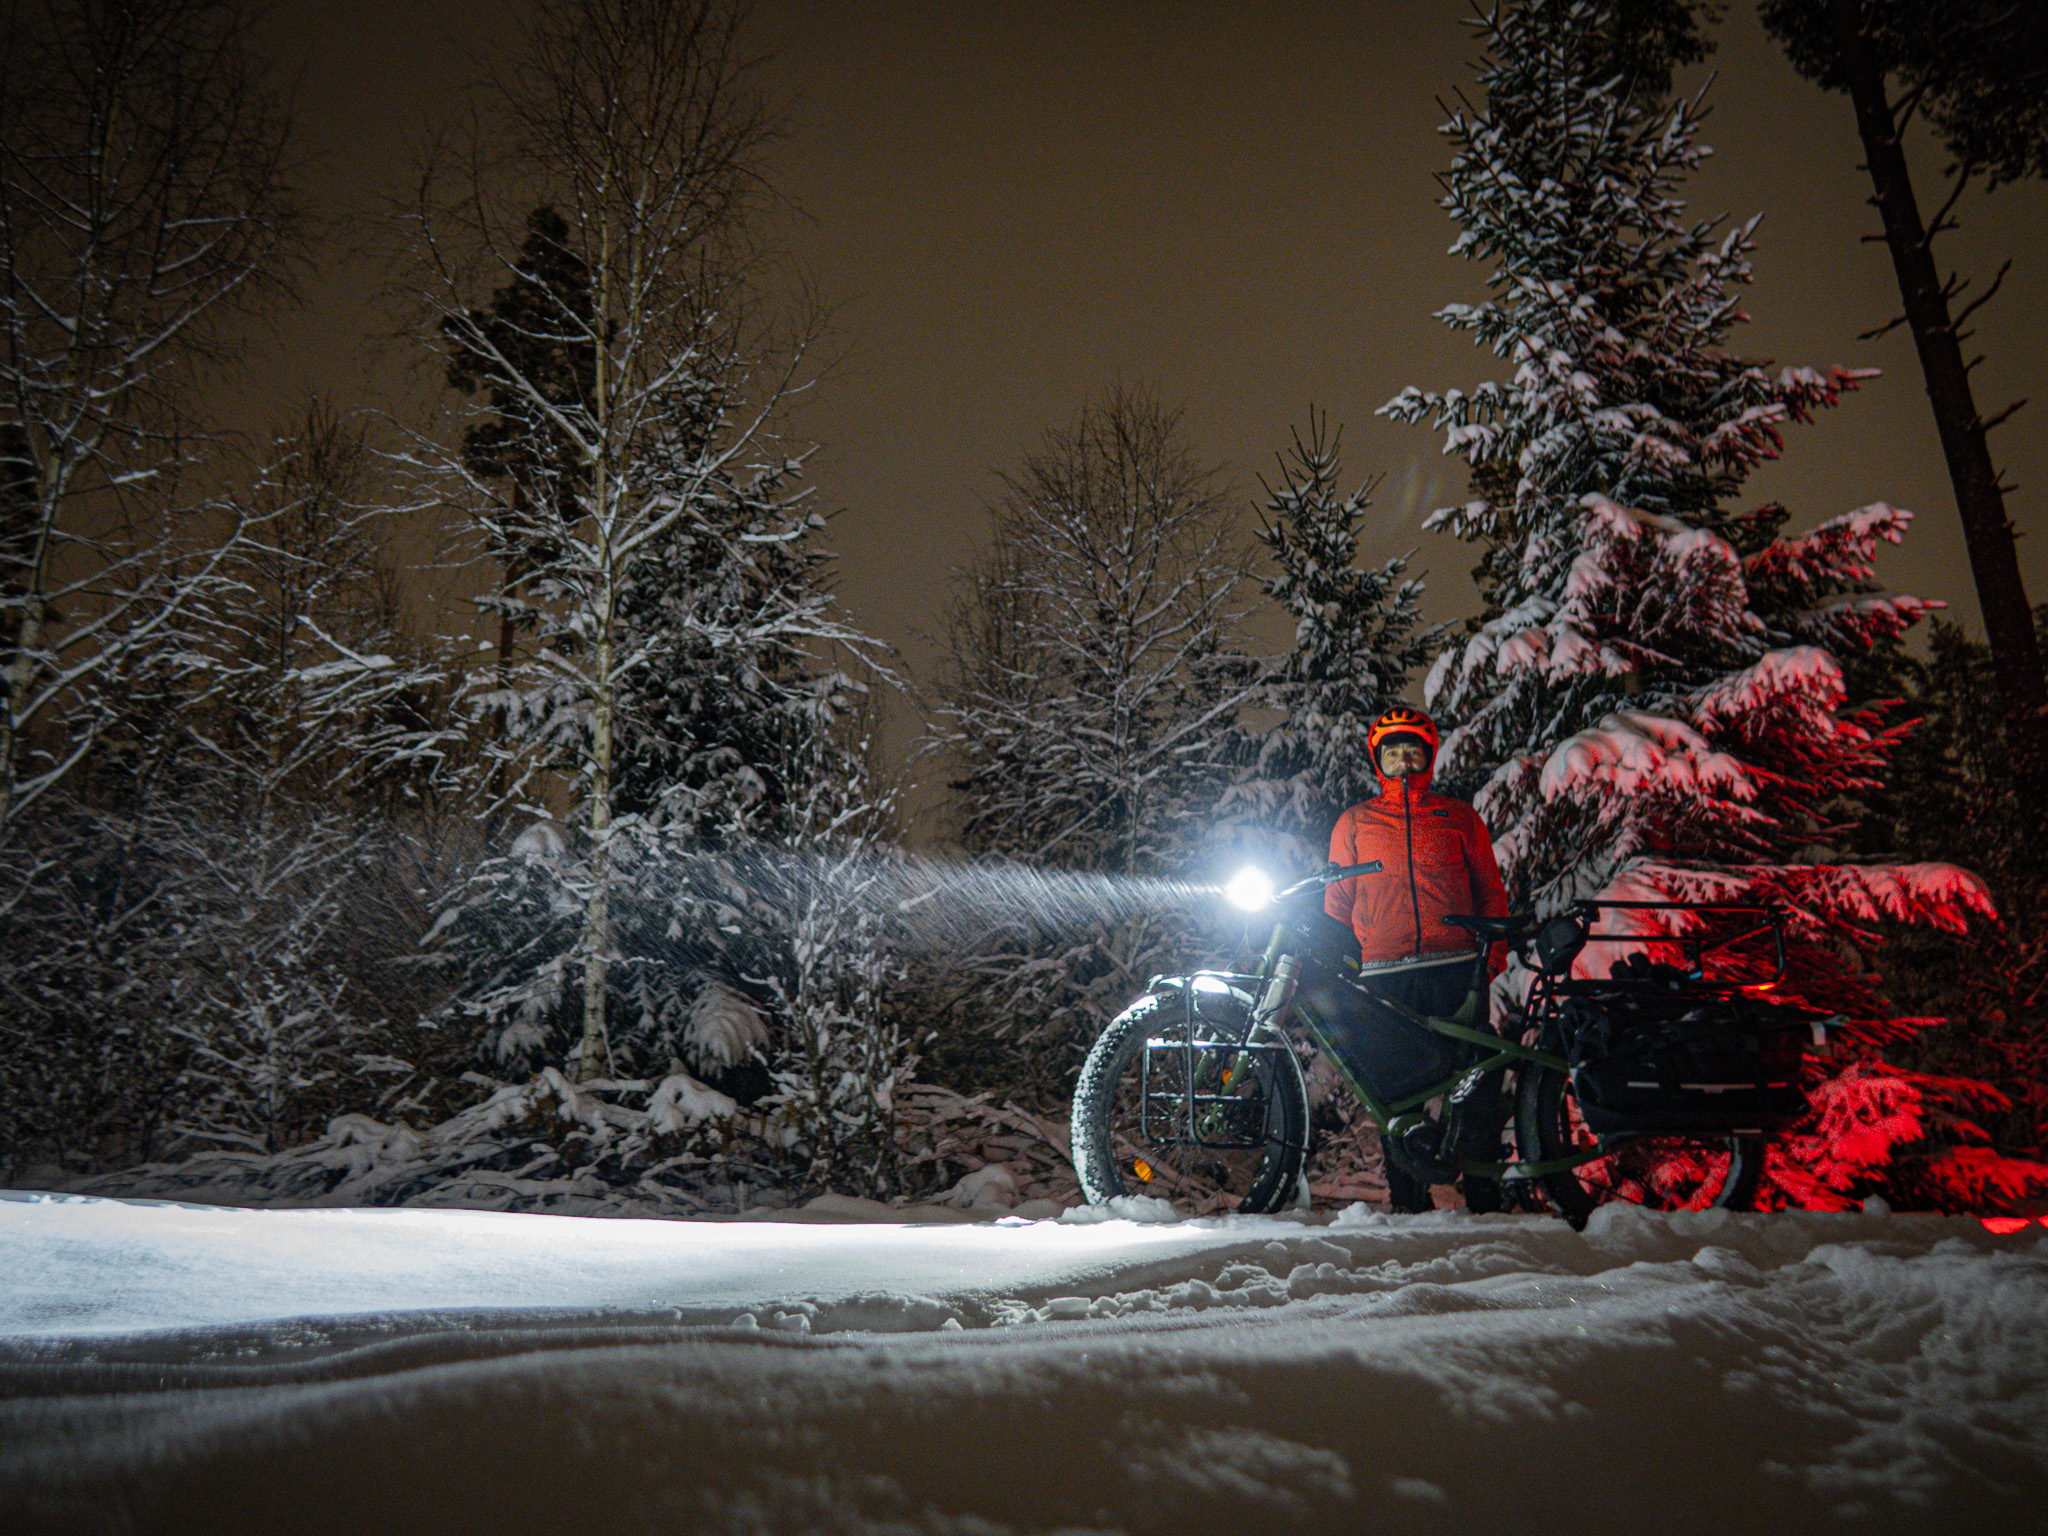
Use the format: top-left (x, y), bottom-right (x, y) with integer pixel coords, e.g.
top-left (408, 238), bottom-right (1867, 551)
top-left (1222, 415), bottom-right (1437, 868)
top-left (1385, 0), bottom-right (2006, 1207)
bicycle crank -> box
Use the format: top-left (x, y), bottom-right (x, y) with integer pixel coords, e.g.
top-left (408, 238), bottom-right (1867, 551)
top-left (1384, 1112), bottom-right (1460, 1184)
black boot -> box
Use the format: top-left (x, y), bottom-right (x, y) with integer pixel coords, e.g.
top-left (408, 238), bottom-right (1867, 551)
top-left (1378, 1131), bottom-right (1434, 1213)
top-left (1453, 1070), bottom-right (1506, 1213)
top-left (1461, 1172), bottom-right (1503, 1213)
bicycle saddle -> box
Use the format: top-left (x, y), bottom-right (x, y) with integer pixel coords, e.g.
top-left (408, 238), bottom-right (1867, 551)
top-left (1442, 913), bottom-right (1531, 942)
top-left (1528, 913), bottom-right (1587, 975)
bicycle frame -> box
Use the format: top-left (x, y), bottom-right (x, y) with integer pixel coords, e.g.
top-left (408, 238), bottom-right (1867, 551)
top-left (1088, 861), bottom-right (1820, 1218)
top-left (1140, 963), bottom-right (1587, 1185)
top-left (1142, 902), bottom-right (1593, 1184)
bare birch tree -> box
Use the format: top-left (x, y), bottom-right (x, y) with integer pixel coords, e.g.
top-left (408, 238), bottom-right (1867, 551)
top-left (0, 0), bottom-right (300, 837)
top-left (941, 389), bottom-right (1252, 877)
top-left (410, 0), bottom-right (873, 1081)
top-left (929, 388), bottom-right (1256, 1099)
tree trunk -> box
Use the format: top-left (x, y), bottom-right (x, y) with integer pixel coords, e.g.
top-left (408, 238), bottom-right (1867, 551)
top-left (1825, 0), bottom-right (2048, 788)
top-left (573, 190), bottom-right (618, 1086)
top-left (0, 471), bottom-right (59, 841)
top-left (479, 475), bottom-right (534, 848)
top-left (572, 608), bottom-right (615, 1083)
top-left (0, 606), bottom-right (43, 838)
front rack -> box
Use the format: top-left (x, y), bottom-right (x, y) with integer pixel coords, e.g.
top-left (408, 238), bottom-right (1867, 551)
top-left (1137, 1034), bottom-right (1293, 1150)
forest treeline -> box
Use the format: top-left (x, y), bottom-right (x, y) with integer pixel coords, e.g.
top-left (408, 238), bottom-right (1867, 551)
top-left (2, 0), bottom-right (2043, 1214)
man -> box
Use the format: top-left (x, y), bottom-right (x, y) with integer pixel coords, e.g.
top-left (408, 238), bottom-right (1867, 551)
top-left (1326, 706), bottom-right (1512, 1213)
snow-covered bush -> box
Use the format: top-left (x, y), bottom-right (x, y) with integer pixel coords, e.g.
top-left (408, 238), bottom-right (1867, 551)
top-left (421, 818), bottom-right (763, 1083)
top-left (0, 406), bottom-right (463, 1174)
top-left (752, 732), bottom-right (918, 1196)
top-left (0, 794), bottom-right (435, 1173)
top-left (0, 803), bottom-right (197, 1172)
top-left (420, 707), bottom-right (921, 1200)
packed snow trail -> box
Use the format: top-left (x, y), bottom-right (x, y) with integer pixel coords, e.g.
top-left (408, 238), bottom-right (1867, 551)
top-left (3, 1192), bottom-right (2046, 1535)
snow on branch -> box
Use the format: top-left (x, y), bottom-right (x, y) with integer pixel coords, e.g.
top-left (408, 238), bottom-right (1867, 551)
top-left (1694, 646), bottom-right (1844, 728)
top-left (1538, 710), bottom-right (1753, 803)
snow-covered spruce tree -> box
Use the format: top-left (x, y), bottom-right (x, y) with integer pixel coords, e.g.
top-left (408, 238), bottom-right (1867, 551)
top-left (412, 678), bottom-right (903, 1200)
top-left (1382, 0), bottom-right (2005, 1209)
top-left (929, 388), bottom-right (1255, 1105)
top-left (1220, 414), bottom-right (1439, 869)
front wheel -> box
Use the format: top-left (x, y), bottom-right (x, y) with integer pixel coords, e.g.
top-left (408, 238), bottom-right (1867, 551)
top-left (1071, 991), bottom-right (1309, 1216)
top-left (1515, 1063), bottom-right (1764, 1228)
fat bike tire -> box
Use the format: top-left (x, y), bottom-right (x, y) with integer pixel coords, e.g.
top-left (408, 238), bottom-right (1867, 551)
top-left (1515, 1063), bottom-right (1764, 1229)
top-left (1071, 992), bottom-right (1309, 1216)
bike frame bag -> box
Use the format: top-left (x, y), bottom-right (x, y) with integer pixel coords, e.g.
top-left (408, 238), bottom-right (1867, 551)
top-left (1296, 951), bottom-right (1477, 1106)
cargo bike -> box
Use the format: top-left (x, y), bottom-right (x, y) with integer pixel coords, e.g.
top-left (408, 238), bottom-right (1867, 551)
top-left (1069, 861), bottom-right (1839, 1225)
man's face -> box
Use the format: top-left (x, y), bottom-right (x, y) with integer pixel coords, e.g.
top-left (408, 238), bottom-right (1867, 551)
top-left (1378, 741), bottom-right (1428, 779)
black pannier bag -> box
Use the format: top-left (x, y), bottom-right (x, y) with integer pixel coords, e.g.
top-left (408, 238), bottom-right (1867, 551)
top-left (1561, 964), bottom-right (1814, 1137)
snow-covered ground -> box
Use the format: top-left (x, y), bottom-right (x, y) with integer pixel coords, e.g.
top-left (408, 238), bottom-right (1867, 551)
top-left (4, 1190), bottom-right (2046, 1535)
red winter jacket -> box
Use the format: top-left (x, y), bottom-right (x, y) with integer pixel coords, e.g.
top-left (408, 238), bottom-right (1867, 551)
top-left (1324, 764), bottom-right (1512, 970)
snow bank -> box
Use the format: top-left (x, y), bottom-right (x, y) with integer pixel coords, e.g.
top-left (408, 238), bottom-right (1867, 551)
top-left (3, 1193), bottom-right (2046, 1534)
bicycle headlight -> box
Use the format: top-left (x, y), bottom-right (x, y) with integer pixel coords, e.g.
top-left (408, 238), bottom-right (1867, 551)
top-left (1223, 866), bottom-right (1276, 912)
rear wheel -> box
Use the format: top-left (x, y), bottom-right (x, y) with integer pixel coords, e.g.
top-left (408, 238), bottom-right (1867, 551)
top-left (1072, 991), bottom-right (1309, 1216)
top-left (1515, 1063), bottom-right (1763, 1228)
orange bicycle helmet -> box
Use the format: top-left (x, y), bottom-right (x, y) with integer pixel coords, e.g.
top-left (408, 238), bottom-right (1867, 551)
top-left (1368, 706), bottom-right (1440, 768)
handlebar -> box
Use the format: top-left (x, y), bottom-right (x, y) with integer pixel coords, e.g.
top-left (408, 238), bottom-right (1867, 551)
top-left (1275, 860), bottom-right (1383, 902)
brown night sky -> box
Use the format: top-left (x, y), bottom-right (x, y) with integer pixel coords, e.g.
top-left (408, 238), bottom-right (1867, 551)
top-left (237, 0), bottom-right (2048, 807)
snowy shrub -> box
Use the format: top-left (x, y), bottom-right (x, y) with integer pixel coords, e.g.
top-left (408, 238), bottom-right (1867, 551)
top-left (421, 820), bottom-right (772, 1087)
top-left (0, 808), bottom-right (198, 1172)
top-left (747, 733), bottom-right (920, 1198)
top-left (0, 791), bottom-right (435, 1173)
top-left (0, 408), bottom-right (466, 1174)
top-left (420, 708), bottom-right (924, 1201)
